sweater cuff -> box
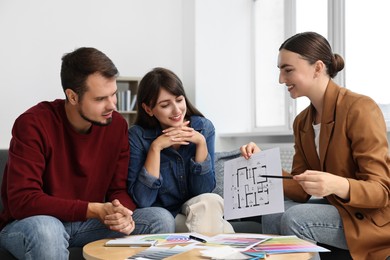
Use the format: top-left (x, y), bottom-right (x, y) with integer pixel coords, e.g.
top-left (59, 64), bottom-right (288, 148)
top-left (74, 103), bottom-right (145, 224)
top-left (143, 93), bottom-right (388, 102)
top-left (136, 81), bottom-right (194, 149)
top-left (74, 200), bottom-right (89, 221)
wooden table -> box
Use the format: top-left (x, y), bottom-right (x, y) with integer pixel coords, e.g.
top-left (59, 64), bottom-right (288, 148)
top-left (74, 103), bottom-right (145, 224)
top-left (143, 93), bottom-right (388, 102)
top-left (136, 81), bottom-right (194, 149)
top-left (83, 238), bottom-right (315, 260)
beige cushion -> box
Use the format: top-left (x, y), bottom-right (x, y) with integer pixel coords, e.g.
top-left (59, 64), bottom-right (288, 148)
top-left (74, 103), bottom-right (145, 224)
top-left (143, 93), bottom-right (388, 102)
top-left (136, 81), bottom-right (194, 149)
top-left (175, 193), bottom-right (234, 234)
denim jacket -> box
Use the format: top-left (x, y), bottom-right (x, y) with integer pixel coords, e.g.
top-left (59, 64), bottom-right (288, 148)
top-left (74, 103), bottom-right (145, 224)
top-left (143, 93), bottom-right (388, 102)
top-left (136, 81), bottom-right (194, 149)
top-left (127, 115), bottom-right (216, 216)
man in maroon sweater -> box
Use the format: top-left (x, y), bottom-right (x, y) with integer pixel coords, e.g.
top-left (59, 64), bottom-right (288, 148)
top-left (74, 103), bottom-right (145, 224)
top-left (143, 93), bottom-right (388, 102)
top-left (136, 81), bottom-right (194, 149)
top-left (0, 47), bottom-right (175, 259)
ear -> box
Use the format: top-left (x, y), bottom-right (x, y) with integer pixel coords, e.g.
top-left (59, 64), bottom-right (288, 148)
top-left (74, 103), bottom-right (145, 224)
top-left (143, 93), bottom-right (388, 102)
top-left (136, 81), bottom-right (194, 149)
top-left (65, 89), bottom-right (78, 105)
top-left (142, 103), bottom-right (153, 117)
top-left (314, 60), bottom-right (325, 78)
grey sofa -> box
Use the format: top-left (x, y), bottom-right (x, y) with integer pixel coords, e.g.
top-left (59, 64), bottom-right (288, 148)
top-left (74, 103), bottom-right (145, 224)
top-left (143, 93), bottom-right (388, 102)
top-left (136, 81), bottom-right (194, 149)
top-left (0, 148), bottom-right (354, 259)
top-left (0, 149), bottom-right (261, 259)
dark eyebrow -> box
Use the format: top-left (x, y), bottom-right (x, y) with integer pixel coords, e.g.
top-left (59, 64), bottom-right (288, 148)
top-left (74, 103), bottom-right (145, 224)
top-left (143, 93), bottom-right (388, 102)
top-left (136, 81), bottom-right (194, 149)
top-left (94, 95), bottom-right (108, 100)
top-left (94, 90), bottom-right (117, 100)
top-left (157, 95), bottom-right (183, 105)
top-left (157, 99), bottom-right (170, 105)
top-left (278, 64), bottom-right (292, 69)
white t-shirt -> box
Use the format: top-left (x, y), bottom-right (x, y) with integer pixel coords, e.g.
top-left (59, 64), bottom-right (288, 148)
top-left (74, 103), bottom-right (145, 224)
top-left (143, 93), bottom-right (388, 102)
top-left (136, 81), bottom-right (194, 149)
top-left (313, 122), bottom-right (321, 157)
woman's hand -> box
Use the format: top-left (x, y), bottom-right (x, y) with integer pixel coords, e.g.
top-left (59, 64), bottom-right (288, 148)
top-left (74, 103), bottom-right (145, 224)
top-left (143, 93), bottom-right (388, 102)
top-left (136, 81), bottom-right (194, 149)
top-left (146, 121), bottom-right (208, 175)
top-left (152, 121), bottom-right (196, 151)
top-left (162, 121), bottom-right (207, 162)
top-left (163, 120), bottom-right (203, 144)
top-left (240, 142), bottom-right (261, 160)
top-left (293, 170), bottom-right (350, 200)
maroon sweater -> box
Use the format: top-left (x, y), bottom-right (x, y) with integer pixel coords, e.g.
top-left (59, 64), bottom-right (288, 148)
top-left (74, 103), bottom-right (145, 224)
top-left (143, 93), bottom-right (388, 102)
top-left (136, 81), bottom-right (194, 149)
top-left (0, 99), bottom-right (135, 229)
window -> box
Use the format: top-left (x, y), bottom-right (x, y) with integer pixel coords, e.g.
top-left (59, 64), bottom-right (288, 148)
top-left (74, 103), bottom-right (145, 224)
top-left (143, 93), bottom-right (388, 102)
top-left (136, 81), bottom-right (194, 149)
top-left (254, 0), bottom-right (286, 130)
top-left (254, 0), bottom-right (390, 132)
top-left (345, 0), bottom-right (390, 124)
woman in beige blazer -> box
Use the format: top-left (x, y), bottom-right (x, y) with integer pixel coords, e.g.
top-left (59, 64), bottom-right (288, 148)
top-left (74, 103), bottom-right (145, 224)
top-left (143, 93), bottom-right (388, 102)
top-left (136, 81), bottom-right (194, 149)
top-left (241, 32), bottom-right (390, 260)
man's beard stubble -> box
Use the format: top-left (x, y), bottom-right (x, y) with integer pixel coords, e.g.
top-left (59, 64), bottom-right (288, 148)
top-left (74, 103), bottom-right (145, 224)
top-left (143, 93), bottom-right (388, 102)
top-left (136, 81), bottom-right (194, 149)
top-left (79, 108), bottom-right (113, 127)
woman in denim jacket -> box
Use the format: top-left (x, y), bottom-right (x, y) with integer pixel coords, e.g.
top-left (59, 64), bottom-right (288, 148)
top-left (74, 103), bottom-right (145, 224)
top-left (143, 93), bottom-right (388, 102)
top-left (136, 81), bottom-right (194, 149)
top-left (127, 67), bottom-right (234, 234)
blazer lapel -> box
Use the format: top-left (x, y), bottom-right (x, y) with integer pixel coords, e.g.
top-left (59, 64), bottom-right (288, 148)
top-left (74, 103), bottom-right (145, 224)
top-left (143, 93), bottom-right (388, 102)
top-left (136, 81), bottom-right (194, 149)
top-left (300, 105), bottom-right (321, 170)
top-left (319, 81), bottom-right (340, 170)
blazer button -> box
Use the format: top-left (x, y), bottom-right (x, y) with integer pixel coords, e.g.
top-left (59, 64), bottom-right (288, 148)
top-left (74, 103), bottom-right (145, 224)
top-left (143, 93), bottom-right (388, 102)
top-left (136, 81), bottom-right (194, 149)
top-left (355, 212), bottom-right (364, 220)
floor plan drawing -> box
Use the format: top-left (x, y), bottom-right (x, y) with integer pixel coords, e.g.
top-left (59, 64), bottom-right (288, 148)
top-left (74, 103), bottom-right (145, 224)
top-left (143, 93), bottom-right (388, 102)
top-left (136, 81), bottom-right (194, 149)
top-left (231, 164), bottom-right (269, 210)
top-left (223, 147), bottom-right (285, 220)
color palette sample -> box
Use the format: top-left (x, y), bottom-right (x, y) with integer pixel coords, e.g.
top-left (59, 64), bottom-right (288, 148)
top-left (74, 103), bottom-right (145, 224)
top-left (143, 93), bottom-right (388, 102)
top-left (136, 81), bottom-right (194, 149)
top-left (139, 234), bottom-right (192, 245)
top-left (246, 235), bottom-right (330, 254)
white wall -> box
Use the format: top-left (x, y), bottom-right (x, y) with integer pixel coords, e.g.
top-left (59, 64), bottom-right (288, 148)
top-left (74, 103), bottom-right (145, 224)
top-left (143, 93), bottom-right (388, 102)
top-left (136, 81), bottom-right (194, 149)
top-left (194, 0), bottom-right (254, 151)
top-left (0, 0), bottom-right (257, 151)
top-left (0, 0), bottom-right (184, 148)
top-left (2, 0), bottom-right (388, 152)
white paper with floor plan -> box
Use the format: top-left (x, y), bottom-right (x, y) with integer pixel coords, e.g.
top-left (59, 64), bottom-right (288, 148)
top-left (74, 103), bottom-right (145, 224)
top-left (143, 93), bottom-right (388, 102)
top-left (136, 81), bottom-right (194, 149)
top-left (223, 147), bottom-right (285, 220)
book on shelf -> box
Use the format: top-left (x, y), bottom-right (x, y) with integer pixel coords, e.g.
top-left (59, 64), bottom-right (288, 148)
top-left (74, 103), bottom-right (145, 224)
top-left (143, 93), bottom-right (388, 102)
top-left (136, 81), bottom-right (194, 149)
top-left (116, 90), bottom-right (137, 112)
top-left (126, 90), bottom-right (131, 111)
top-left (130, 94), bottom-right (137, 111)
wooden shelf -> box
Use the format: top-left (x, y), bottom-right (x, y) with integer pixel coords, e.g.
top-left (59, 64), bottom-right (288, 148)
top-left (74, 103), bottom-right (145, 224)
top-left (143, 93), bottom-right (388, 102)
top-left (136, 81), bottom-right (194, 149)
top-left (116, 76), bottom-right (141, 126)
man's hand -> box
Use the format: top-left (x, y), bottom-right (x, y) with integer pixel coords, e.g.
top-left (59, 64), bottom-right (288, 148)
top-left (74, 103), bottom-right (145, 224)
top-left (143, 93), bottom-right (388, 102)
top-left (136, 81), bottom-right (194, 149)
top-left (104, 199), bottom-right (135, 235)
top-left (87, 199), bottom-right (135, 235)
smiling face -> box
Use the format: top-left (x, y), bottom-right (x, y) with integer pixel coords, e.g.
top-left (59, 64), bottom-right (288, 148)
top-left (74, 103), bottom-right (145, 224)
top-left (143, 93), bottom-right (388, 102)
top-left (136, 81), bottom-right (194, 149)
top-left (278, 49), bottom-right (318, 99)
top-left (142, 88), bottom-right (187, 129)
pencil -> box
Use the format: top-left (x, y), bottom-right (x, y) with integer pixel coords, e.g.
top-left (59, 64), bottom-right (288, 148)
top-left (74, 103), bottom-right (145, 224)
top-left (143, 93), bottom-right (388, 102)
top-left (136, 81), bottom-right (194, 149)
top-left (189, 235), bottom-right (207, 243)
top-left (260, 175), bottom-right (293, 179)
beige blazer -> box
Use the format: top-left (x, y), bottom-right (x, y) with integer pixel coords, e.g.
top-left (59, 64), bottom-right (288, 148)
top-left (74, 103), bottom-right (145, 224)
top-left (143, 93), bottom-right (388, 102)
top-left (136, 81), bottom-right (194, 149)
top-left (283, 81), bottom-right (390, 259)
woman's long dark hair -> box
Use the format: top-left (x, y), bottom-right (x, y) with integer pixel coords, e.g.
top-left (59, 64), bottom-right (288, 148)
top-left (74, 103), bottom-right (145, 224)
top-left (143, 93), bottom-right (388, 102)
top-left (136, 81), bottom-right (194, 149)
top-left (135, 67), bottom-right (204, 129)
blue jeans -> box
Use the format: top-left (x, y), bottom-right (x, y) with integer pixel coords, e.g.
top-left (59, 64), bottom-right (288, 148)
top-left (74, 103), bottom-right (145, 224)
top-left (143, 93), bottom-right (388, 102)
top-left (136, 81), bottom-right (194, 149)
top-left (0, 207), bottom-right (174, 260)
top-left (262, 199), bottom-right (348, 250)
